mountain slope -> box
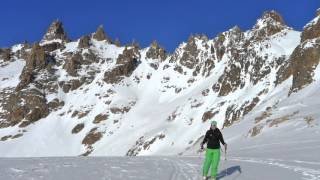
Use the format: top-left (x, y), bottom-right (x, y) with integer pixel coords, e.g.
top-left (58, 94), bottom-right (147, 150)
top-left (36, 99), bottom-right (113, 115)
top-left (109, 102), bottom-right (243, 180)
top-left (0, 9), bottom-right (319, 158)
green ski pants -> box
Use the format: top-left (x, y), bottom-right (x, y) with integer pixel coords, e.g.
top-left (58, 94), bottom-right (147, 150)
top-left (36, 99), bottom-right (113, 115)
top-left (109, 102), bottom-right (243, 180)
top-left (202, 148), bottom-right (220, 178)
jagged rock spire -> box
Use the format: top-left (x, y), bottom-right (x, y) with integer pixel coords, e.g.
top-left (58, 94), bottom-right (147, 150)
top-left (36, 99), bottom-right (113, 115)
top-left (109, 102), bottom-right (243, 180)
top-left (250, 10), bottom-right (287, 40)
top-left (261, 10), bottom-right (285, 24)
top-left (253, 10), bottom-right (286, 29)
top-left (146, 40), bottom-right (167, 61)
top-left (78, 35), bottom-right (91, 48)
top-left (150, 40), bottom-right (160, 49)
top-left (41, 20), bottom-right (69, 43)
top-left (92, 25), bottom-right (112, 43)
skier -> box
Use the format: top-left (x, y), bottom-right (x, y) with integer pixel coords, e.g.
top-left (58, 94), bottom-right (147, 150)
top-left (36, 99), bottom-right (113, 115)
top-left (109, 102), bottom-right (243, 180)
top-left (200, 120), bottom-right (227, 180)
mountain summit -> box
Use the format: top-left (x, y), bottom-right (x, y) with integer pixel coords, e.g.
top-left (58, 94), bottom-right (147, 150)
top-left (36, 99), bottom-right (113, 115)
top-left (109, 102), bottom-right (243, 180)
top-left (41, 20), bottom-right (69, 43)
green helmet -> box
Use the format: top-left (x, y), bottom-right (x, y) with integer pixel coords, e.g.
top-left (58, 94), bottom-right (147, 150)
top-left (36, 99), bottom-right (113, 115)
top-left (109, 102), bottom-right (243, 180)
top-left (211, 120), bottom-right (217, 126)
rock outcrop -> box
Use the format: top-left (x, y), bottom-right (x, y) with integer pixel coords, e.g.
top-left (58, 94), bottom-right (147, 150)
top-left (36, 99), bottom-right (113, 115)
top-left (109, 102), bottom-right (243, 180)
top-left (78, 35), bottom-right (92, 48)
top-left (178, 35), bottom-right (201, 69)
top-left (301, 11), bottom-right (320, 42)
top-left (289, 41), bottom-right (320, 93)
top-left (63, 53), bottom-right (83, 76)
top-left (104, 46), bottom-right (140, 83)
top-left (0, 48), bottom-right (11, 61)
top-left (16, 43), bottom-right (53, 91)
top-left (6, 89), bottom-right (49, 128)
top-left (276, 10), bottom-right (320, 94)
top-left (92, 25), bottom-right (112, 43)
top-left (250, 10), bottom-right (287, 41)
top-left (146, 40), bottom-right (167, 61)
top-left (41, 20), bottom-right (69, 43)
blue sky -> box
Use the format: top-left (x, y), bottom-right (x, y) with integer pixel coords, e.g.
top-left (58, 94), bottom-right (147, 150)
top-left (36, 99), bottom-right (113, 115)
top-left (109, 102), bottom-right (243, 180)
top-left (1, 0), bottom-right (319, 52)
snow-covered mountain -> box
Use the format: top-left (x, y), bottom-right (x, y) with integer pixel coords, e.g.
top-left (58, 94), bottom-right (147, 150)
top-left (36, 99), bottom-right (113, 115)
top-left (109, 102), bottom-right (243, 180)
top-left (0, 9), bottom-right (319, 158)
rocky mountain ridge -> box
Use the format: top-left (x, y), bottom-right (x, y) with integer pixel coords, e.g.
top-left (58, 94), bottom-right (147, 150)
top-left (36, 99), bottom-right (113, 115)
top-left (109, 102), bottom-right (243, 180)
top-left (0, 9), bottom-right (319, 156)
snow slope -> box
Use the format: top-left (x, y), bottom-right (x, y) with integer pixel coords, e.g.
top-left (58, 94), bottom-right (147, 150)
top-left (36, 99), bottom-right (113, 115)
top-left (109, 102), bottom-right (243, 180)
top-left (1, 154), bottom-right (319, 180)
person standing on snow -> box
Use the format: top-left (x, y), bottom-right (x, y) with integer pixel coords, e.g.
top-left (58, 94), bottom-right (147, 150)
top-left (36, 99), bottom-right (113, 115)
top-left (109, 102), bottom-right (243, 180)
top-left (200, 120), bottom-right (227, 180)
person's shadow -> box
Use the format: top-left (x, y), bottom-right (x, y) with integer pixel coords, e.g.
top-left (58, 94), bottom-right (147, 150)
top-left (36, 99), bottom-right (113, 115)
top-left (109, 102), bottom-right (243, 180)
top-left (215, 166), bottom-right (242, 179)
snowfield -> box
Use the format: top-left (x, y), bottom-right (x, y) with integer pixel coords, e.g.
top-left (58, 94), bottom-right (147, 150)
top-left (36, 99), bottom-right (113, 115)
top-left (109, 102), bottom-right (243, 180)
top-left (1, 150), bottom-right (319, 180)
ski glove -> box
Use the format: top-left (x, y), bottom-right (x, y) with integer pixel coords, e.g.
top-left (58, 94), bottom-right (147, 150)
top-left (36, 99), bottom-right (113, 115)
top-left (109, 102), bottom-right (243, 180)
top-left (200, 142), bottom-right (204, 150)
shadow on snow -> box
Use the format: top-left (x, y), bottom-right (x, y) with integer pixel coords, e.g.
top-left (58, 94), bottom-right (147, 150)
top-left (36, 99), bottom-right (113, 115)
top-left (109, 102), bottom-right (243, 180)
top-left (216, 166), bottom-right (242, 179)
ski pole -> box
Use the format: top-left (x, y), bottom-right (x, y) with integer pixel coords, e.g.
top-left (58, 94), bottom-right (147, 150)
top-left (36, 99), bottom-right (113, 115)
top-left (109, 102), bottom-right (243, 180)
top-left (225, 145), bottom-right (227, 175)
top-left (224, 144), bottom-right (227, 160)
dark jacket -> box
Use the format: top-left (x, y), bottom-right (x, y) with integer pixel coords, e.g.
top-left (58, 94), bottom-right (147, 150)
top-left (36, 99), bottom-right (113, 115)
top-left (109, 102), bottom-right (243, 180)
top-left (201, 128), bottom-right (225, 149)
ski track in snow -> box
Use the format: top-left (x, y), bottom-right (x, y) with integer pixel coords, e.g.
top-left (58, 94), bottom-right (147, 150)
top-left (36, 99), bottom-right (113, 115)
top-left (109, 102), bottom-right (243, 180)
top-left (230, 157), bottom-right (320, 180)
top-left (0, 156), bottom-right (318, 180)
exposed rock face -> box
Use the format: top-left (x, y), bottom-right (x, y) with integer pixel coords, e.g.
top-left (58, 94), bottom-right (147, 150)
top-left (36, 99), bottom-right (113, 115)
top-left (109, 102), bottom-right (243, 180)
top-left (48, 98), bottom-right (65, 111)
top-left (82, 127), bottom-right (103, 155)
top-left (0, 48), bottom-right (11, 61)
top-left (224, 99), bottom-right (258, 127)
top-left (178, 35), bottom-right (201, 69)
top-left (104, 46), bottom-right (140, 83)
top-left (78, 35), bottom-right (91, 48)
top-left (250, 10), bottom-right (287, 40)
top-left (59, 79), bottom-right (85, 93)
top-left (217, 64), bottom-right (242, 96)
top-left (276, 10), bottom-right (320, 94)
top-left (39, 20), bottom-right (69, 52)
top-left (224, 104), bottom-right (241, 127)
top-left (211, 27), bottom-right (246, 96)
top-left (63, 53), bottom-right (83, 76)
top-left (16, 71), bottom-right (34, 91)
top-left (262, 10), bottom-right (285, 24)
top-left (5, 43), bottom-right (54, 128)
top-left (213, 19), bottom-right (288, 97)
top-left (41, 42), bottom-right (65, 52)
top-left (93, 114), bottom-right (108, 124)
top-left (222, 26), bottom-right (244, 45)
top-left (26, 43), bottom-right (48, 69)
top-left (146, 41), bottom-right (167, 61)
top-left (301, 13), bottom-right (320, 42)
top-left (169, 34), bottom-right (216, 77)
top-left (72, 123), bottom-right (85, 134)
top-left (92, 25), bottom-right (112, 43)
top-left (116, 46), bottom-right (140, 65)
top-left (249, 124), bottom-right (264, 137)
top-left (213, 33), bottom-right (226, 61)
top-left (290, 40), bottom-right (320, 93)
top-left (15, 43), bottom-right (31, 60)
top-left (275, 57), bottom-right (290, 85)
top-left (41, 20), bottom-right (69, 43)
top-left (127, 134), bottom-right (165, 156)
top-left (16, 43), bottom-right (52, 91)
top-left (6, 89), bottom-right (49, 128)
top-left (202, 110), bottom-right (219, 122)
